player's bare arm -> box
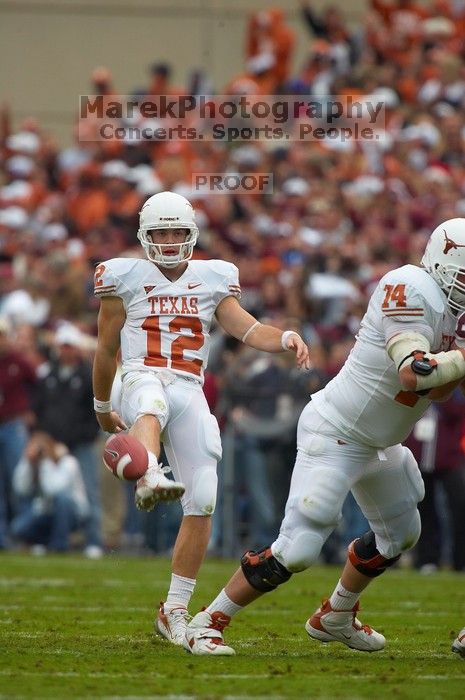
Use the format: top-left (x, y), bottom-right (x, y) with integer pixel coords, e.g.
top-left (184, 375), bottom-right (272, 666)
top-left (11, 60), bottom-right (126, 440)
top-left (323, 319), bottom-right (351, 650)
top-left (93, 296), bottom-right (127, 433)
top-left (215, 296), bottom-right (310, 369)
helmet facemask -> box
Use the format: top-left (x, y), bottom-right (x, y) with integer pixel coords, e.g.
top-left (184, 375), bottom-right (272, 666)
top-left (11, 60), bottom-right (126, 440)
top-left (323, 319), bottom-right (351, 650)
top-left (435, 264), bottom-right (465, 314)
top-left (138, 224), bottom-right (199, 267)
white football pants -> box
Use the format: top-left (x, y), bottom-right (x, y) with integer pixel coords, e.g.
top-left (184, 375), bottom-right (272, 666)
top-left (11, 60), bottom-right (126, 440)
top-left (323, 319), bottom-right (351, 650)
top-left (272, 402), bottom-right (425, 572)
top-left (120, 370), bottom-right (221, 516)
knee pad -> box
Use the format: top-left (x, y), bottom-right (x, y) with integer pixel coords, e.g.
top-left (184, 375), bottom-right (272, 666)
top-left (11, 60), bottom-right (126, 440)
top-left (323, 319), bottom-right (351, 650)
top-left (348, 530), bottom-right (400, 578)
top-left (187, 466), bottom-right (217, 516)
top-left (276, 529), bottom-right (324, 572)
top-left (241, 546), bottom-right (292, 593)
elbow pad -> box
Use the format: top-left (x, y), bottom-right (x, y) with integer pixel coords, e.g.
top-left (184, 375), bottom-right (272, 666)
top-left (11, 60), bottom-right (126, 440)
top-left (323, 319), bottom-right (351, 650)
top-left (387, 332), bottom-right (465, 391)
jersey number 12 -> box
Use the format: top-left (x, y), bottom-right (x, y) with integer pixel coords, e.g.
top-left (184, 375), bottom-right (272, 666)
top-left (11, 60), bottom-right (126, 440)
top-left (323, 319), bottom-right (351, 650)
top-left (142, 316), bottom-right (204, 376)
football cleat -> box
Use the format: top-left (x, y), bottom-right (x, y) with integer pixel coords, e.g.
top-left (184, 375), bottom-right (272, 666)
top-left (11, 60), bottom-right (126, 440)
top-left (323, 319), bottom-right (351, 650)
top-left (184, 610), bottom-right (235, 656)
top-left (452, 628), bottom-right (465, 658)
top-left (156, 602), bottom-right (190, 646)
top-left (305, 599), bottom-right (385, 652)
top-left (135, 464), bottom-right (185, 511)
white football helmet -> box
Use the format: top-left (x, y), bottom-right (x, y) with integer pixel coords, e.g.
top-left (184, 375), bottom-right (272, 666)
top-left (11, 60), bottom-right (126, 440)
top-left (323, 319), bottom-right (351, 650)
top-left (137, 191), bottom-right (199, 267)
top-left (421, 218), bottom-right (465, 314)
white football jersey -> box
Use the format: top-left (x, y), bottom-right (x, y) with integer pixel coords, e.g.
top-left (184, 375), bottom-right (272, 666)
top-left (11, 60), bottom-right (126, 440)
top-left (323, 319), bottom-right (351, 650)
top-left (94, 258), bottom-right (241, 383)
top-left (311, 265), bottom-right (456, 448)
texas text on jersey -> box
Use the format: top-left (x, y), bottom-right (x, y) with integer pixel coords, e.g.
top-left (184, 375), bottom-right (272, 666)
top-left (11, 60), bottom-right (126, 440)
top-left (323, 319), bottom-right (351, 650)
top-left (94, 257), bottom-right (241, 384)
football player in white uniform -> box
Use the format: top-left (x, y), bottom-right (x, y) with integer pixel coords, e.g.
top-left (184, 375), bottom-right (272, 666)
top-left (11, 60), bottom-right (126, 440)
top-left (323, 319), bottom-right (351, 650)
top-left (184, 217), bottom-right (465, 656)
top-left (92, 191), bottom-right (310, 645)
top-left (452, 627), bottom-right (465, 658)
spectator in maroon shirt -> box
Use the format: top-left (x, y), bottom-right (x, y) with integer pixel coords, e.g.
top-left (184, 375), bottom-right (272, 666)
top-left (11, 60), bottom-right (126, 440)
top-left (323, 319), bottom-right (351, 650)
top-left (0, 317), bottom-right (37, 548)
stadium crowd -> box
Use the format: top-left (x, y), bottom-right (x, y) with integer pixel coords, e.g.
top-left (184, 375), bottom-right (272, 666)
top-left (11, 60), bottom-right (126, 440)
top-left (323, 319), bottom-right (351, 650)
top-left (0, 0), bottom-right (465, 567)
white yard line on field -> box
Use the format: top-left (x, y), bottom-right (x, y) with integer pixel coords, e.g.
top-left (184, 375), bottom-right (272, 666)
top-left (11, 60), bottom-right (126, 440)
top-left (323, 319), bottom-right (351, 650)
top-left (0, 670), bottom-right (464, 681)
top-left (0, 603), bottom-right (458, 620)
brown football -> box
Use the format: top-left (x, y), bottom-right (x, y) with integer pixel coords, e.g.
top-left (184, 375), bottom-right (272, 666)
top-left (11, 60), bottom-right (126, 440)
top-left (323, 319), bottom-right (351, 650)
top-left (103, 433), bottom-right (149, 481)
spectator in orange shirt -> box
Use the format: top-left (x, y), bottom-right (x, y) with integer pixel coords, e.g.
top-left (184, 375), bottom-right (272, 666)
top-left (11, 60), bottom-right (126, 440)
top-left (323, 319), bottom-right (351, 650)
top-left (246, 8), bottom-right (295, 90)
top-left (66, 164), bottom-right (108, 236)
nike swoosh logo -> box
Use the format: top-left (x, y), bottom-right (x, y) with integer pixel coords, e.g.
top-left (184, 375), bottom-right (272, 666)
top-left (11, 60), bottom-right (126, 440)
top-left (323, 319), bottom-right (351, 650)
top-left (188, 283), bottom-right (202, 289)
top-left (104, 449), bottom-right (119, 460)
top-left (336, 592), bottom-right (351, 598)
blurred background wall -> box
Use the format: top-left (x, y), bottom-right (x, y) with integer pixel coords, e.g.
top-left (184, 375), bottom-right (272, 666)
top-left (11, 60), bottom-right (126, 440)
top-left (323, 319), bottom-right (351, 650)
top-left (0, 0), bottom-right (368, 145)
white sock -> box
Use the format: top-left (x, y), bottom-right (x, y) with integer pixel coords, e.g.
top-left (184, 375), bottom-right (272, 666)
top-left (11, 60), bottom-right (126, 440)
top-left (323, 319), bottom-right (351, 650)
top-left (165, 574), bottom-right (196, 608)
top-left (329, 579), bottom-right (360, 611)
top-left (147, 451), bottom-right (159, 469)
top-left (206, 589), bottom-right (243, 618)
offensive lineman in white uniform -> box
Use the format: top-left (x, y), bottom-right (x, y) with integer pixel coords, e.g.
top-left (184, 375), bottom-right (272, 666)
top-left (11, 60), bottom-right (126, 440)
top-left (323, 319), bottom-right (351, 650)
top-left (92, 191), bottom-right (310, 645)
top-left (184, 217), bottom-right (465, 655)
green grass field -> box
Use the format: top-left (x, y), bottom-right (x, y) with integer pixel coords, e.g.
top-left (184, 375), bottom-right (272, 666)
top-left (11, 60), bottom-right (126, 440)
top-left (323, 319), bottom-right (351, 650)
top-left (0, 553), bottom-right (464, 699)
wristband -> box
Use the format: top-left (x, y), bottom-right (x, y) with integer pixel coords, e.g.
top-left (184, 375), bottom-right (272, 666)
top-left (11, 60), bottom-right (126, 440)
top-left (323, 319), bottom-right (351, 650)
top-left (93, 397), bottom-right (112, 413)
top-left (281, 330), bottom-right (298, 351)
